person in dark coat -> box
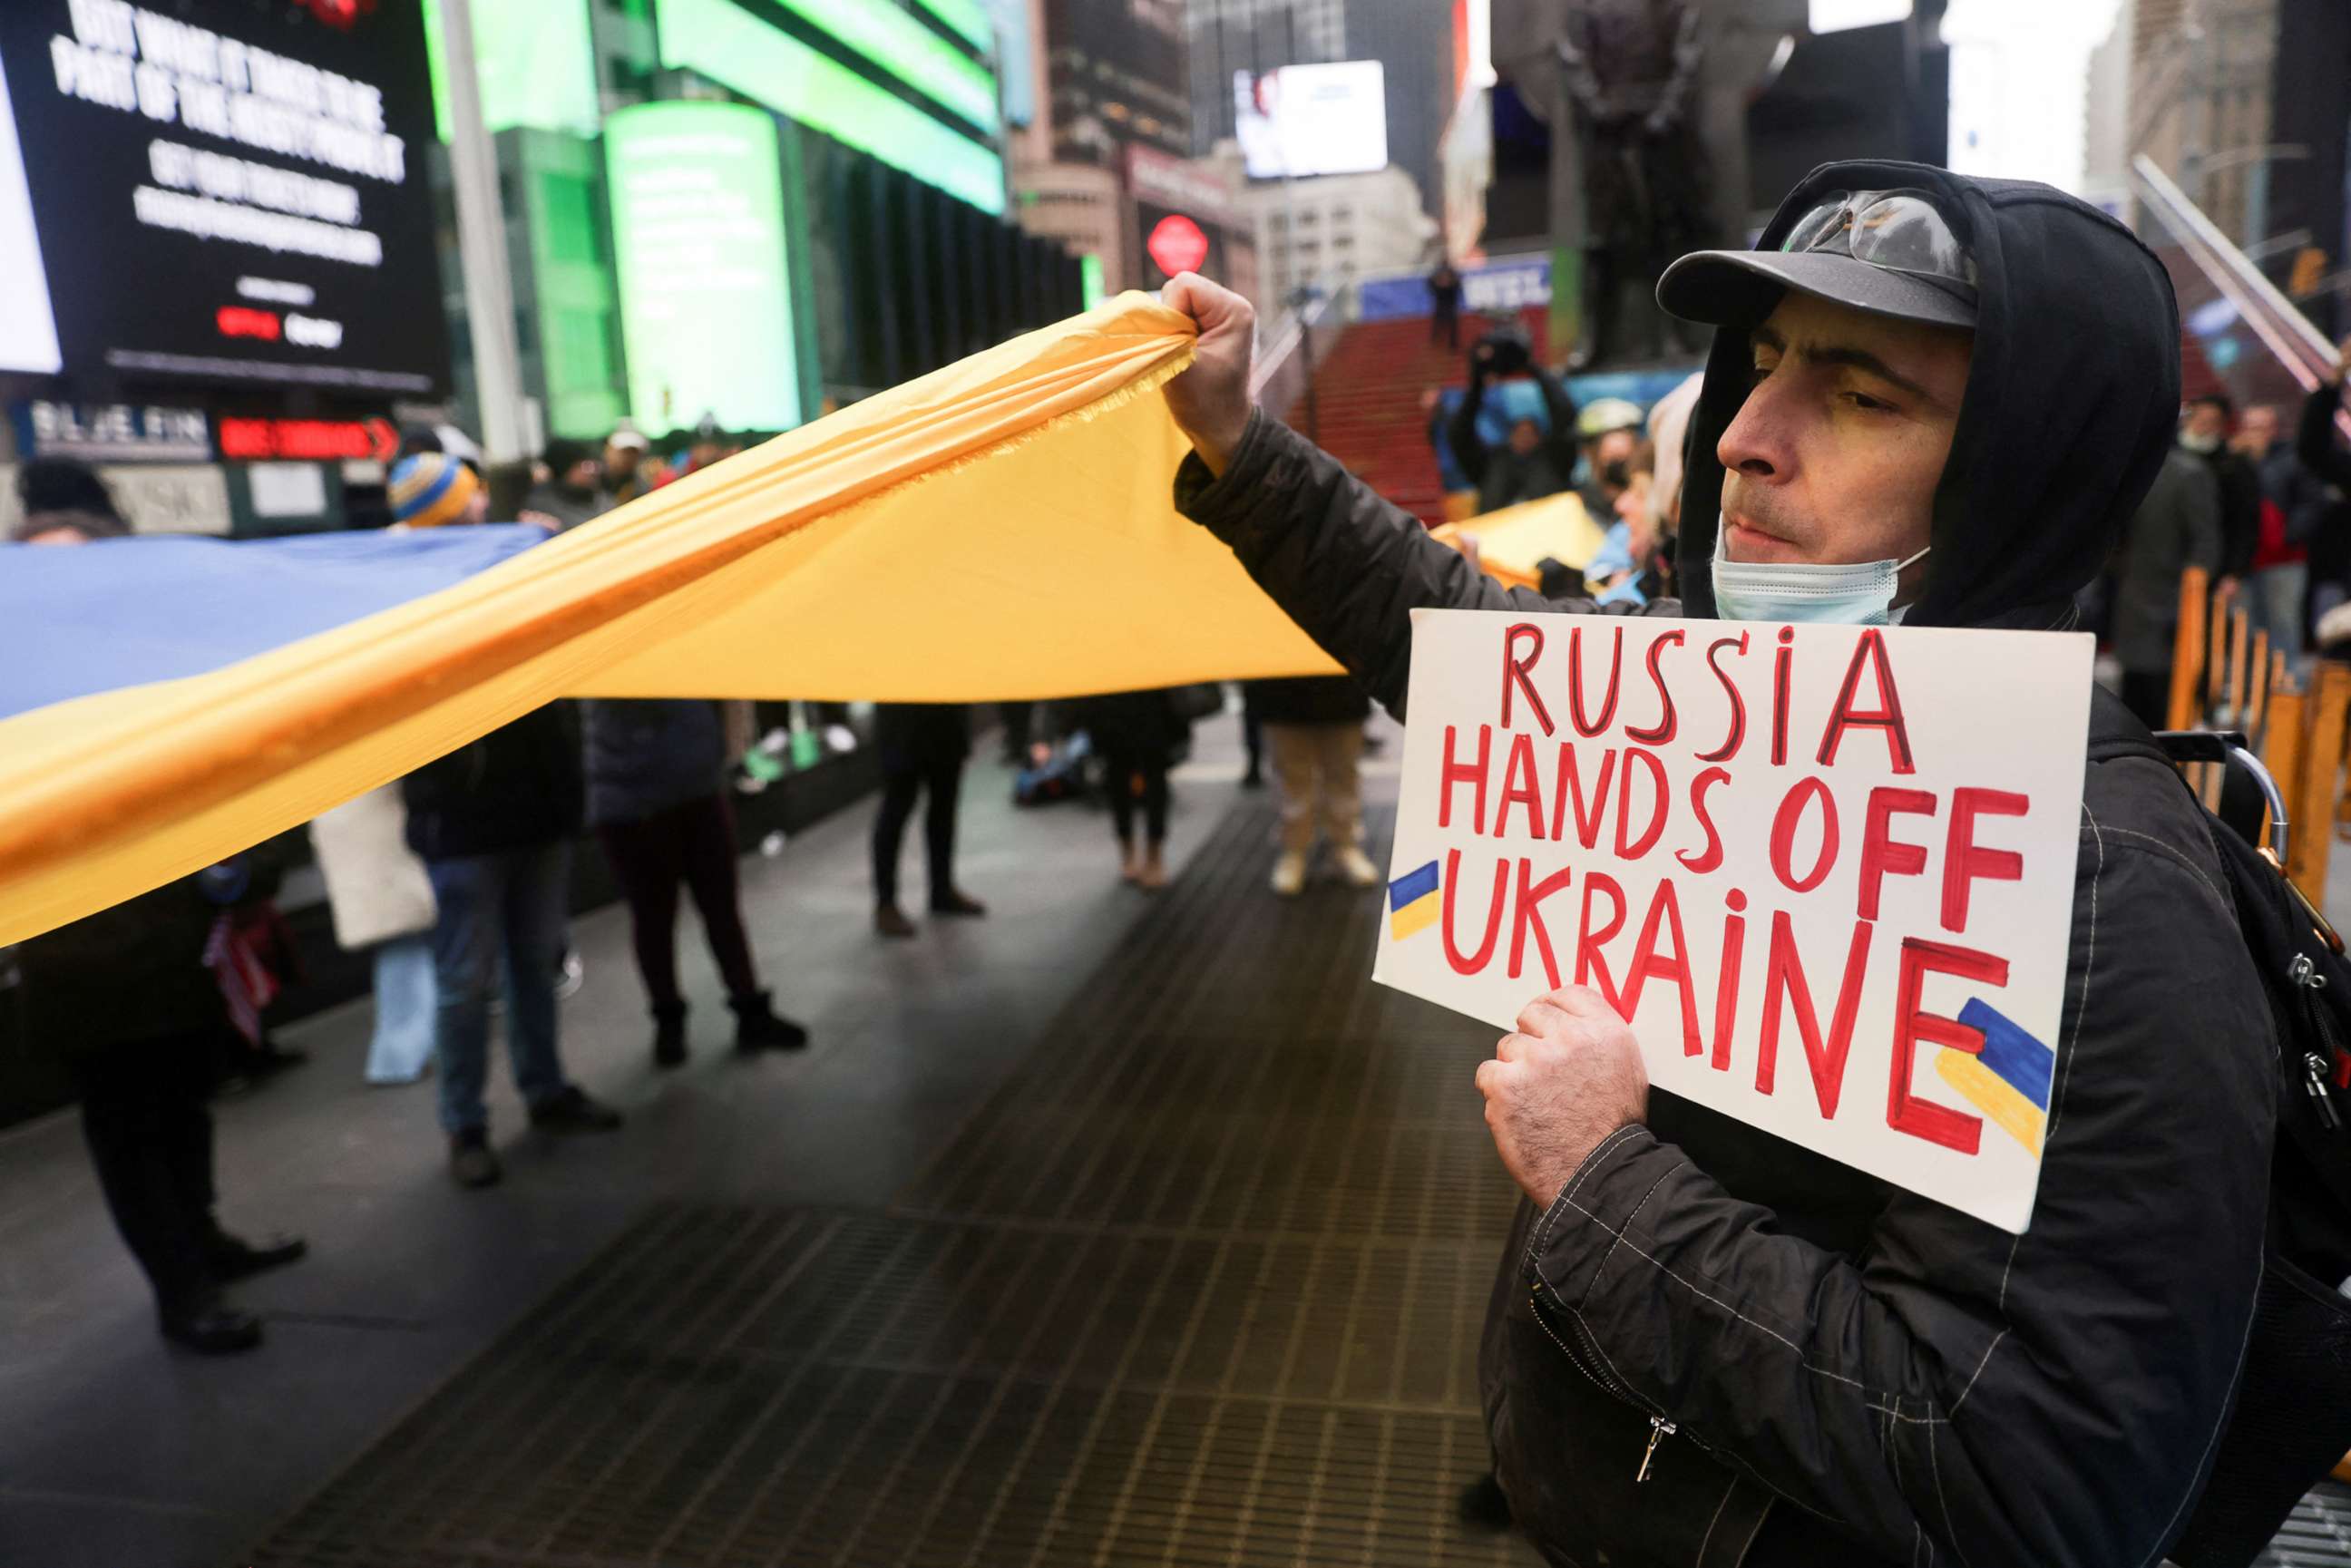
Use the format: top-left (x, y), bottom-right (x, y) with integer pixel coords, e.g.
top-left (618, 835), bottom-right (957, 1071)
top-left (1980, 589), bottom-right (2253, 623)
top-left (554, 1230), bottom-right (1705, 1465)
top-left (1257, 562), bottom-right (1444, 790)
top-left (2231, 403), bottom-right (2321, 658)
top-left (521, 437), bottom-right (614, 532)
top-left (15, 454), bottom-right (129, 525)
top-left (404, 701), bottom-right (620, 1188)
top-left (583, 698), bottom-right (806, 1067)
top-left (1449, 333), bottom-right (1581, 515)
top-left (20, 881), bottom-right (309, 1355)
top-left (2110, 444), bottom-right (2222, 726)
top-left (1058, 688), bottom-right (1189, 889)
top-left (871, 703), bottom-right (986, 938)
top-left (2180, 393), bottom-right (2262, 603)
top-left (11, 507), bottom-right (303, 1354)
top-left (1428, 260), bottom-right (1465, 350)
top-left (2297, 338), bottom-right (2351, 630)
top-left (1156, 161), bottom-right (2273, 1564)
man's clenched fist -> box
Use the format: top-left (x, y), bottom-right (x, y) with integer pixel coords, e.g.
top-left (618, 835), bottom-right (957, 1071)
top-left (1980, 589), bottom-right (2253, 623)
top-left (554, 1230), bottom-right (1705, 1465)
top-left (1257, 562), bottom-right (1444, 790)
top-left (1161, 272), bottom-right (1254, 476)
top-left (1476, 987), bottom-right (1649, 1207)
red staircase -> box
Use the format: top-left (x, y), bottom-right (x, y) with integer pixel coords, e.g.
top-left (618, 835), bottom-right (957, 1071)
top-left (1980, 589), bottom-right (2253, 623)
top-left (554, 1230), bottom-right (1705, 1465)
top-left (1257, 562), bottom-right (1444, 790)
top-left (1281, 307), bottom-right (1551, 526)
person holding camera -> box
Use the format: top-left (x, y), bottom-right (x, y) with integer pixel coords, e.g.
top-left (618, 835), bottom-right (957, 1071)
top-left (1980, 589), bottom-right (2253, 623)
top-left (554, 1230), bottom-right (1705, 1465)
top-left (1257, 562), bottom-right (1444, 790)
top-left (1446, 328), bottom-right (1582, 514)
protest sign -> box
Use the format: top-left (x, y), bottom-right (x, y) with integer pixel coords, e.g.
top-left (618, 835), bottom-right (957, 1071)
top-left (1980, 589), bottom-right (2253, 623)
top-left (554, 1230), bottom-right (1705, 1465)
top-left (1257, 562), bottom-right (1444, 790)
top-left (1373, 609), bottom-right (2093, 1233)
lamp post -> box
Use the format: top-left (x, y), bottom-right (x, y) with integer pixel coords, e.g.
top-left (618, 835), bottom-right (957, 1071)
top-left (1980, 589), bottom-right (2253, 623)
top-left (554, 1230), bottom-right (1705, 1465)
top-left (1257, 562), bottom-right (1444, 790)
top-left (435, 0), bottom-right (528, 466)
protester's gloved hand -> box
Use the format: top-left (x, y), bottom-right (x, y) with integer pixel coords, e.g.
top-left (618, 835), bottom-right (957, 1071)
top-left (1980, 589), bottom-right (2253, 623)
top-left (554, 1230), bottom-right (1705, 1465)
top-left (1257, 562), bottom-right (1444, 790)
top-left (1477, 986), bottom-right (1649, 1205)
top-left (1162, 272), bottom-right (1255, 477)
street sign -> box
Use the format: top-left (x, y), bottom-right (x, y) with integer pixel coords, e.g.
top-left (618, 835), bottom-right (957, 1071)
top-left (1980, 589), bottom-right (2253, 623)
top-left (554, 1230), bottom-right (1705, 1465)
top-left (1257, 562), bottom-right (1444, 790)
top-left (12, 400), bottom-right (210, 463)
top-left (1146, 213), bottom-right (1210, 278)
top-left (217, 415), bottom-right (397, 463)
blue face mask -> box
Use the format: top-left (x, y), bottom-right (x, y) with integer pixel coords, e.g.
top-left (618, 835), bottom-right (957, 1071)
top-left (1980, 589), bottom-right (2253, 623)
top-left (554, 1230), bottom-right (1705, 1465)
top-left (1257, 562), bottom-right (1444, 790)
top-left (1710, 547), bottom-right (1931, 626)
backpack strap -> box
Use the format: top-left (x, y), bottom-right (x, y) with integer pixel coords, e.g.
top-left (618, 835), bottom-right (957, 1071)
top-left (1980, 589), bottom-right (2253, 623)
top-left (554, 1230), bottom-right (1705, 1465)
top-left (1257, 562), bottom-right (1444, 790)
top-left (2086, 684), bottom-right (2176, 769)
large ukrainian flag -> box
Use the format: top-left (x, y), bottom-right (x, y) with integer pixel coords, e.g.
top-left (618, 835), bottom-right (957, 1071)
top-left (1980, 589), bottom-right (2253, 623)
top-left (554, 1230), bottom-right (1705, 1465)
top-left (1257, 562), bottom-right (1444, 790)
top-left (0, 296), bottom-right (1339, 946)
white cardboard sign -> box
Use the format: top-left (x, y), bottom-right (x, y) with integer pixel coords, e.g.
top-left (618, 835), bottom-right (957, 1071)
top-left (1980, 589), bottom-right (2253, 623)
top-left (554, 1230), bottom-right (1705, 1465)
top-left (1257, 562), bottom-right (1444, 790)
top-left (1374, 610), bottom-right (2092, 1233)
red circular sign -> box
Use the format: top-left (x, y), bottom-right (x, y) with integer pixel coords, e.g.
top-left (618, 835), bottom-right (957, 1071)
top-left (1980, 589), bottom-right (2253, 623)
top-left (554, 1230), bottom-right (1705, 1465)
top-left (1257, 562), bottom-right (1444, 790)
top-left (1146, 214), bottom-right (1212, 278)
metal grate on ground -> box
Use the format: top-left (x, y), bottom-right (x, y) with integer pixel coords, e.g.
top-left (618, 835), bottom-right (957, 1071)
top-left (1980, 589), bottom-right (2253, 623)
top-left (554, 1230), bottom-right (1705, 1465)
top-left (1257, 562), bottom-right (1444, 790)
top-left (243, 801), bottom-right (1540, 1568)
top-left (2262, 1484), bottom-right (2351, 1566)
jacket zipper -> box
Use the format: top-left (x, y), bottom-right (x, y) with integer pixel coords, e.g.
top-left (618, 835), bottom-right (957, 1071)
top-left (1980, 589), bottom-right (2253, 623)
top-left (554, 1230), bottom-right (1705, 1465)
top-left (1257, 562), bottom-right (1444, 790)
top-left (1529, 1285), bottom-right (1682, 1482)
top-left (2289, 956), bottom-right (2344, 1131)
top-left (1637, 1415), bottom-right (1678, 1483)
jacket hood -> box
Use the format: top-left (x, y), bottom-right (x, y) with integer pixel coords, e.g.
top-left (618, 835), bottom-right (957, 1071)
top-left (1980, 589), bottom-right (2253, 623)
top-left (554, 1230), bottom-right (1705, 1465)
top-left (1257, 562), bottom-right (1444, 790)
top-left (1673, 160), bottom-right (2181, 629)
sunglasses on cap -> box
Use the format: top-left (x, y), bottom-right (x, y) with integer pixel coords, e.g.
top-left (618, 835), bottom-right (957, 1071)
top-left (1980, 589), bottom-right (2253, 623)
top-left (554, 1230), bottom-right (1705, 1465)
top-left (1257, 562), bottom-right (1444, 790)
top-left (1780, 190), bottom-right (1978, 302)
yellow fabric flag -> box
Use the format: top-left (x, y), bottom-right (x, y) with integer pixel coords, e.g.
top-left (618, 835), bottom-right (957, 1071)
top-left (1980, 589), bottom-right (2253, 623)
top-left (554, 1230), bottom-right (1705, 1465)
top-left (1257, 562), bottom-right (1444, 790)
top-left (0, 295), bottom-right (1339, 945)
top-left (1427, 491), bottom-right (1610, 594)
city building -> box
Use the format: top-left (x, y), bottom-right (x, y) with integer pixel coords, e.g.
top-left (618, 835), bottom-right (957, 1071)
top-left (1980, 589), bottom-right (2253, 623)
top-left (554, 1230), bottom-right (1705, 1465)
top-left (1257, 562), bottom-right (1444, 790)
top-left (2120, 0), bottom-right (2348, 338)
top-left (2081, 4), bottom-right (2132, 216)
top-left (1039, 0), bottom-right (1189, 166)
top-left (1128, 145), bottom-right (1262, 303)
top-left (1185, 0), bottom-right (1450, 223)
top-left (1242, 161), bottom-right (1437, 307)
top-left (1339, 1), bottom-right (1453, 230)
top-left (1012, 0), bottom-right (1239, 297)
top-left (447, 0), bottom-right (1085, 443)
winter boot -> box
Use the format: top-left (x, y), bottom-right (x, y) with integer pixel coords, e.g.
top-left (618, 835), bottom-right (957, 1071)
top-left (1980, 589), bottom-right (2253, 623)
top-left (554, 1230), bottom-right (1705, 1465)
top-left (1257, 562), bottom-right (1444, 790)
top-left (731, 991), bottom-right (809, 1054)
top-left (651, 1003), bottom-right (689, 1069)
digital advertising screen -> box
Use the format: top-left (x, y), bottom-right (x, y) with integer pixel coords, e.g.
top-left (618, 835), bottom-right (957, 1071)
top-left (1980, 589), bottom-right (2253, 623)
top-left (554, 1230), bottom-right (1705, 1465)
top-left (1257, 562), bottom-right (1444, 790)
top-left (1234, 60), bottom-right (1390, 180)
top-left (0, 0), bottom-right (450, 396)
top-left (605, 101), bottom-right (801, 434)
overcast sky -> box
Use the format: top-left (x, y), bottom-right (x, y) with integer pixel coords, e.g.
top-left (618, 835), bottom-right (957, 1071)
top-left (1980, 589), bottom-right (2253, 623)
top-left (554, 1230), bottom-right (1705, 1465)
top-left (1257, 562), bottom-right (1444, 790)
top-left (1942, 0), bottom-right (2129, 193)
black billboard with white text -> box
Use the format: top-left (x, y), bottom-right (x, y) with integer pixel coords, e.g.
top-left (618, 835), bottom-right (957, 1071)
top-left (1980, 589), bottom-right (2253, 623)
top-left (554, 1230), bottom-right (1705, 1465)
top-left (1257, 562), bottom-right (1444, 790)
top-left (0, 0), bottom-right (448, 396)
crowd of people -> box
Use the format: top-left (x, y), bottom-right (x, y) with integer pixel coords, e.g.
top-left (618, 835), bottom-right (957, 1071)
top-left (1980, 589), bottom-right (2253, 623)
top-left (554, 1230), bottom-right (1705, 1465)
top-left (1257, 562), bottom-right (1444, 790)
top-left (1419, 277), bottom-right (2351, 731)
top-left (5, 416), bottom-right (1384, 1354)
top-left (2104, 346), bottom-right (2351, 725)
top-left (18, 148), bottom-right (2351, 1565)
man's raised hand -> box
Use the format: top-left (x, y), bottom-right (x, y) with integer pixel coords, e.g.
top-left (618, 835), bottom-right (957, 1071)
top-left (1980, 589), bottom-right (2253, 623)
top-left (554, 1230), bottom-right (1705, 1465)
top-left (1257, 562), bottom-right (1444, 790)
top-left (1475, 987), bottom-right (1649, 1207)
top-left (1162, 272), bottom-right (1254, 476)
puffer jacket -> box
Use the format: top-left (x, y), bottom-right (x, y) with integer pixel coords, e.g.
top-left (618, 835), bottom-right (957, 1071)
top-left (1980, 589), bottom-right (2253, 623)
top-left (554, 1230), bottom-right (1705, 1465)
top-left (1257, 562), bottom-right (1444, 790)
top-left (1174, 161), bottom-right (2275, 1567)
top-left (1244, 675), bottom-right (1370, 727)
top-left (402, 702), bottom-right (583, 862)
top-left (582, 698), bottom-right (726, 829)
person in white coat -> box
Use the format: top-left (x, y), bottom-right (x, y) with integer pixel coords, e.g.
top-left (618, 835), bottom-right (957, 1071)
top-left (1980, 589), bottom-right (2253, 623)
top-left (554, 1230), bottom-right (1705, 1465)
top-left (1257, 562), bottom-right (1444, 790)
top-left (307, 785), bottom-right (438, 1085)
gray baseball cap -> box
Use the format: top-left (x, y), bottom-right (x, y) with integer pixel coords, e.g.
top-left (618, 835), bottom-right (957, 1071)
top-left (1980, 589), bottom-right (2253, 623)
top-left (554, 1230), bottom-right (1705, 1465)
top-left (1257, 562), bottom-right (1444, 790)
top-left (1658, 190), bottom-right (1979, 332)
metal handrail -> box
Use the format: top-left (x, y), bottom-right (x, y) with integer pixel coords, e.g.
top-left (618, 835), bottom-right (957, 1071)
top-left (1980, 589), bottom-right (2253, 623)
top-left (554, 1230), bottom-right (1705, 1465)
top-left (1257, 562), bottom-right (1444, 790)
top-left (2132, 153), bottom-right (2341, 392)
top-left (1250, 276), bottom-right (1354, 427)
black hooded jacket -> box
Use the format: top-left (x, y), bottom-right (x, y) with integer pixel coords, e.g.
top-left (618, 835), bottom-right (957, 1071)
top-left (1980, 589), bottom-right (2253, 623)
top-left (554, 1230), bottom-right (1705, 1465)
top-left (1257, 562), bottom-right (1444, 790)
top-left (1174, 161), bottom-right (2274, 1566)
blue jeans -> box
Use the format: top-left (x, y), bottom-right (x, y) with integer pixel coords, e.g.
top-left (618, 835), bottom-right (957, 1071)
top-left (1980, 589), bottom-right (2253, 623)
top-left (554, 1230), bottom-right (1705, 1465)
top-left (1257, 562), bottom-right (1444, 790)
top-left (2249, 562), bottom-right (2309, 663)
top-left (426, 844), bottom-right (571, 1135)
top-left (365, 932), bottom-right (437, 1085)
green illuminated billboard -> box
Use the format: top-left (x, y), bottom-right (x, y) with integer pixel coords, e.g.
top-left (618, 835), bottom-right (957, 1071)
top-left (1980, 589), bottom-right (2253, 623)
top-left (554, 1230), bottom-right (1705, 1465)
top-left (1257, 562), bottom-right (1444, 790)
top-left (422, 0), bottom-right (599, 142)
top-left (605, 102), bottom-right (802, 433)
top-left (763, 0), bottom-right (996, 133)
top-left (657, 0), bottom-right (1006, 216)
top-left (920, 0), bottom-right (994, 53)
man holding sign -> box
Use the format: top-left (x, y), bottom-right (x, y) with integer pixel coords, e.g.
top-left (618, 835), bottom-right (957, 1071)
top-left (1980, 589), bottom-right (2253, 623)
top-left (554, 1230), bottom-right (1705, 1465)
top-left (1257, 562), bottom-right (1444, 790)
top-left (1162, 161), bottom-right (2275, 1566)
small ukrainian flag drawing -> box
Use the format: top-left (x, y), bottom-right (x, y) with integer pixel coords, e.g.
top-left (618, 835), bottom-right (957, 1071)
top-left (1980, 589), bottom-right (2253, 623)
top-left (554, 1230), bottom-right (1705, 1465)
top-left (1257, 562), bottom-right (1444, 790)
top-left (1389, 860), bottom-right (1442, 941)
top-left (1935, 998), bottom-right (2056, 1157)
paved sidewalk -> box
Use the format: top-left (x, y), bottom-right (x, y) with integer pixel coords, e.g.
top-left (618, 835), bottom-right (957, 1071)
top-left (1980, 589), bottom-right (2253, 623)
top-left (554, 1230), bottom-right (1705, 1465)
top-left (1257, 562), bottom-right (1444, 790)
top-left (0, 713), bottom-right (1390, 1568)
top-left (6, 703), bottom-right (2347, 1568)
